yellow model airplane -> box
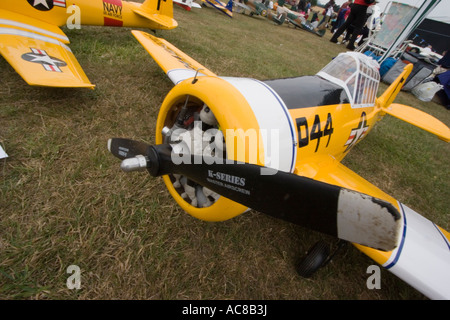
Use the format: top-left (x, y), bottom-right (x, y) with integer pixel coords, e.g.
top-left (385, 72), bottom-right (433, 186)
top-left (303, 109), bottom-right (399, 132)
top-left (0, 0), bottom-right (177, 88)
top-left (108, 31), bottom-right (450, 299)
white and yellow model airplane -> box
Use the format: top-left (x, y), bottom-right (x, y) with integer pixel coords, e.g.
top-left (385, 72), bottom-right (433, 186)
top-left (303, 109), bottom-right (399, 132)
top-left (173, 0), bottom-right (201, 11)
top-left (108, 31), bottom-right (450, 299)
top-left (0, 0), bottom-right (177, 88)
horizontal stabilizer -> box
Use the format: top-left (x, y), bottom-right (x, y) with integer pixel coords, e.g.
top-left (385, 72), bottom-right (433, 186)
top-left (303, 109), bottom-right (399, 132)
top-left (132, 9), bottom-right (178, 30)
top-left (133, 0), bottom-right (177, 29)
top-left (383, 104), bottom-right (450, 142)
top-left (132, 30), bottom-right (216, 84)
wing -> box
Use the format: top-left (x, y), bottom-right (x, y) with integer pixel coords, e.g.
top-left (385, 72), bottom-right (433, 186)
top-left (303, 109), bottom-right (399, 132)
top-left (0, 9), bottom-right (94, 88)
top-left (132, 30), bottom-right (217, 85)
top-left (233, 1), bottom-right (252, 11)
top-left (296, 160), bottom-right (401, 250)
top-left (309, 160), bottom-right (450, 300)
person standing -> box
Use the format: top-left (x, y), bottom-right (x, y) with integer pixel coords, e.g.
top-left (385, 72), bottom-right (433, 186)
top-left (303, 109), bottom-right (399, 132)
top-left (315, 0), bottom-right (335, 36)
top-left (331, 0), bottom-right (351, 33)
top-left (330, 0), bottom-right (374, 50)
top-left (305, 0), bottom-right (311, 15)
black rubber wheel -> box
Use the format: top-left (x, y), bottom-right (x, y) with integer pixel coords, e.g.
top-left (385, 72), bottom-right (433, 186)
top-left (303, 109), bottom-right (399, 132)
top-left (296, 240), bottom-right (330, 278)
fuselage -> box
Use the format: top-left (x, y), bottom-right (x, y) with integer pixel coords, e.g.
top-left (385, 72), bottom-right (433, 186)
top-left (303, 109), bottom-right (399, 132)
top-left (214, 75), bottom-right (382, 180)
top-left (265, 75), bottom-right (379, 167)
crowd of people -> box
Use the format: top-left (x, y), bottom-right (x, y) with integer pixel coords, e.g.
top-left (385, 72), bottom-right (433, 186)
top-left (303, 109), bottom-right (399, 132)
top-left (328, 0), bottom-right (376, 50)
top-left (261, 0), bottom-right (449, 109)
top-left (269, 0), bottom-right (379, 51)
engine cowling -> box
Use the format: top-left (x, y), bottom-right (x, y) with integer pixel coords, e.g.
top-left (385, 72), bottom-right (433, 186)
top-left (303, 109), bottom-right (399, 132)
top-left (155, 76), bottom-right (298, 221)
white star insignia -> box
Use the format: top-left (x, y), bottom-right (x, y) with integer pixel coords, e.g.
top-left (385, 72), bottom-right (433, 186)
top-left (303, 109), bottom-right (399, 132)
top-left (33, 0), bottom-right (50, 9)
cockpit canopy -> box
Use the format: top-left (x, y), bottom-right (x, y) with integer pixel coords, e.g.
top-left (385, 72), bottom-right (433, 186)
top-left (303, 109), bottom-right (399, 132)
top-left (317, 52), bottom-right (380, 108)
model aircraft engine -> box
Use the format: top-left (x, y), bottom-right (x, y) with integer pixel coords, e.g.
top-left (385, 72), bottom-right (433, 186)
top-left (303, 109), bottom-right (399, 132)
top-left (153, 76), bottom-right (298, 222)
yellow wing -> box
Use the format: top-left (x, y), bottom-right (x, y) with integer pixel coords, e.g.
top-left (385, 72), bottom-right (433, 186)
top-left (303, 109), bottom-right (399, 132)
top-left (132, 30), bottom-right (216, 85)
top-left (383, 103), bottom-right (450, 142)
top-left (0, 9), bottom-right (94, 88)
top-left (310, 159), bottom-right (450, 300)
top-left (303, 160), bottom-right (397, 206)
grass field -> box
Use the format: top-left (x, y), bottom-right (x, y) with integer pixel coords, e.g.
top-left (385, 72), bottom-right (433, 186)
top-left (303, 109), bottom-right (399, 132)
top-left (0, 3), bottom-right (449, 300)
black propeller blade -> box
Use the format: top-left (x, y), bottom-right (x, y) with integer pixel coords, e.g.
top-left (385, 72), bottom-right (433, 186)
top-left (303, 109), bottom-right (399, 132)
top-left (108, 138), bottom-right (402, 251)
top-left (107, 138), bottom-right (151, 160)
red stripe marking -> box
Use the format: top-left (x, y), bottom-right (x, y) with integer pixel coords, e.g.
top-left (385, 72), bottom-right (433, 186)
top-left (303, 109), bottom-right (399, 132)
top-left (104, 17), bottom-right (123, 26)
top-left (103, 0), bottom-right (122, 6)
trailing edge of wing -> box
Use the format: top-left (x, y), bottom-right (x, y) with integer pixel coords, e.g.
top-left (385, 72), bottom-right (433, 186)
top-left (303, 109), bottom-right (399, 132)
top-left (382, 103), bottom-right (450, 142)
top-left (132, 30), bottom-right (216, 85)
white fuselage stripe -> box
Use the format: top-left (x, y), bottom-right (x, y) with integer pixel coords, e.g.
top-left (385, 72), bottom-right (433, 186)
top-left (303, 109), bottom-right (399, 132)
top-left (221, 77), bottom-right (297, 173)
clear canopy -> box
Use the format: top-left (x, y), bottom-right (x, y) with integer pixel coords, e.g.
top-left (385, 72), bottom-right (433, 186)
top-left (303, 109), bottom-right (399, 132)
top-left (317, 52), bottom-right (380, 108)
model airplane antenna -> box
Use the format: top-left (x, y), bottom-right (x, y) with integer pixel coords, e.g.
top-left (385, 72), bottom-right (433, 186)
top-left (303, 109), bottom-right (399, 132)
top-left (192, 69), bottom-right (205, 84)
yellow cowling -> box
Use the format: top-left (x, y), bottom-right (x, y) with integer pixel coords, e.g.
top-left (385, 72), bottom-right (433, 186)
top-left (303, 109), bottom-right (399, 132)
top-left (155, 76), bottom-right (264, 221)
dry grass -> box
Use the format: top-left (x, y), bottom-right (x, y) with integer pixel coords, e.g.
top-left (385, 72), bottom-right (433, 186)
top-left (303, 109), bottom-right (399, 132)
top-left (0, 3), bottom-right (448, 300)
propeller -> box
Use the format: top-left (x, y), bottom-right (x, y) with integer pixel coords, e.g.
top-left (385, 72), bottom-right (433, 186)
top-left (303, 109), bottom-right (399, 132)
top-left (108, 138), bottom-right (402, 251)
top-left (107, 138), bottom-right (151, 160)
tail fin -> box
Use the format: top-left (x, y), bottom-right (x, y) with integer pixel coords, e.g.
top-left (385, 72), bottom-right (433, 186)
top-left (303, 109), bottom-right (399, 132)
top-left (133, 0), bottom-right (178, 30)
top-left (378, 64), bottom-right (450, 142)
top-left (377, 63), bottom-right (413, 109)
top-left (205, 0), bottom-right (233, 17)
top-left (226, 0), bottom-right (234, 12)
